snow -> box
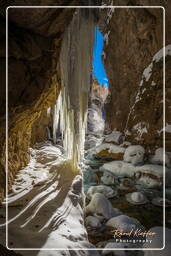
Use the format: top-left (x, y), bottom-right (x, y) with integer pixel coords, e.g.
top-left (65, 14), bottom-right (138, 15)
top-left (100, 161), bottom-right (136, 178)
top-left (95, 143), bottom-right (125, 155)
top-left (150, 147), bottom-right (170, 167)
top-left (87, 185), bottom-right (116, 199)
top-left (85, 193), bottom-right (122, 220)
top-left (165, 123), bottom-right (171, 133)
top-left (132, 122), bottom-right (148, 139)
top-left (123, 145), bottom-right (145, 165)
top-left (0, 147), bottom-right (94, 250)
top-left (104, 131), bottom-right (124, 144)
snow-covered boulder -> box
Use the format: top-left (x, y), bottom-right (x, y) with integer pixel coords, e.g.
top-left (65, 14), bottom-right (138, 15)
top-left (101, 171), bottom-right (117, 185)
top-left (94, 143), bottom-right (125, 160)
top-left (150, 148), bottom-right (170, 167)
top-left (85, 193), bottom-right (121, 220)
top-left (104, 131), bottom-right (124, 145)
top-left (123, 145), bottom-right (145, 165)
top-left (134, 164), bottom-right (171, 188)
top-left (105, 215), bottom-right (143, 233)
top-left (85, 216), bottom-right (102, 229)
top-left (100, 161), bottom-right (136, 178)
top-left (87, 185), bottom-right (116, 199)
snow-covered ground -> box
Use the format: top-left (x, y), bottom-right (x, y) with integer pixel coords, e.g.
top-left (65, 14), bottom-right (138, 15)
top-left (0, 142), bottom-right (97, 255)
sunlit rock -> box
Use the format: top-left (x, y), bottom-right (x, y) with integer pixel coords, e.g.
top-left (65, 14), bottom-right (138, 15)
top-left (123, 145), bottom-right (145, 165)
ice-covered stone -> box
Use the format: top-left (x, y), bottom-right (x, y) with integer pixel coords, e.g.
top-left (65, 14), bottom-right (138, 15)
top-left (85, 193), bottom-right (121, 220)
top-left (123, 145), bottom-right (145, 165)
top-left (87, 185), bottom-right (116, 199)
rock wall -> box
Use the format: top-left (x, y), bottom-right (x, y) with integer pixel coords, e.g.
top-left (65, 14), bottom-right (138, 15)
top-left (0, 1), bottom-right (77, 201)
top-left (103, 0), bottom-right (171, 151)
top-left (87, 80), bottom-right (109, 135)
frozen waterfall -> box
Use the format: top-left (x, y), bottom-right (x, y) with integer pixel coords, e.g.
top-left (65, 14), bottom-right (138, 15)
top-left (53, 9), bottom-right (95, 169)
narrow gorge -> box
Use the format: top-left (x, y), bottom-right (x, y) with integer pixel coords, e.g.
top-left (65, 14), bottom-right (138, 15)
top-left (0, 1), bottom-right (171, 256)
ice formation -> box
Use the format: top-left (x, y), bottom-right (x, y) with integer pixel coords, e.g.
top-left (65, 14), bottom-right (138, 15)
top-left (53, 9), bottom-right (95, 168)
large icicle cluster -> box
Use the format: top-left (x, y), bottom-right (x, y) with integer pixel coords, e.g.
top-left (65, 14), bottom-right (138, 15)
top-left (53, 9), bottom-right (95, 168)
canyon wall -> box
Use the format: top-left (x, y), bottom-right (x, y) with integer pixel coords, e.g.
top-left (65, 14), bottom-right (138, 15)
top-left (0, 0), bottom-right (77, 201)
top-left (103, 0), bottom-right (171, 151)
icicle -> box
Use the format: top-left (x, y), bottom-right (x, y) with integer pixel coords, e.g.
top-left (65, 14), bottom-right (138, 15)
top-left (56, 9), bottom-right (95, 169)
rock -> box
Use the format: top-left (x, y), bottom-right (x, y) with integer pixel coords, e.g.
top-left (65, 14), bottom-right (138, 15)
top-left (85, 216), bottom-right (102, 229)
top-left (85, 193), bottom-right (121, 220)
top-left (86, 185), bottom-right (117, 199)
top-left (87, 81), bottom-right (109, 136)
top-left (102, 242), bottom-right (136, 255)
top-left (123, 145), bottom-right (145, 165)
top-left (106, 215), bottom-right (143, 233)
top-left (95, 143), bottom-right (125, 160)
top-left (150, 148), bottom-right (171, 167)
top-left (143, 226), bottom-right (171, 254)
top-left (104, 131), bottom-right (124, 145)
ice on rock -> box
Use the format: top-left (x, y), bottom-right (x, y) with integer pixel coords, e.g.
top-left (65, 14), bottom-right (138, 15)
top-left (106, 215), bottom-right (143, 233)
top-left (150, 148), bottom-right (170, 167)
top-left (85, 193), bottom-right (122, 220)
top-left (100, 161), bottom-right (136, 178)
top-left (85, 216), bottom-right (102, 228)
top-left (104, 131), bottom-right (124, 144)
top-left (123, 145), bottom-right (145, 165)
top-left (86, 185), bottom-right (116, 199)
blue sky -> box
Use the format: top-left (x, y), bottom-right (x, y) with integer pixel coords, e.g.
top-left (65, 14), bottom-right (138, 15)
top-left (93, 27), bottom-right (109, 88)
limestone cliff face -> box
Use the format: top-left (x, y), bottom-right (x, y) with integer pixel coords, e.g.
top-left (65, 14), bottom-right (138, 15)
top-left (103, 0), bottom-right (171, 151)
top-left (0, 1), bottom-right (76, 201)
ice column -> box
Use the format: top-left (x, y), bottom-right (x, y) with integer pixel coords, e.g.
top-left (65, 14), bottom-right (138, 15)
top-left (53, 9), bottom-right (95, 168)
